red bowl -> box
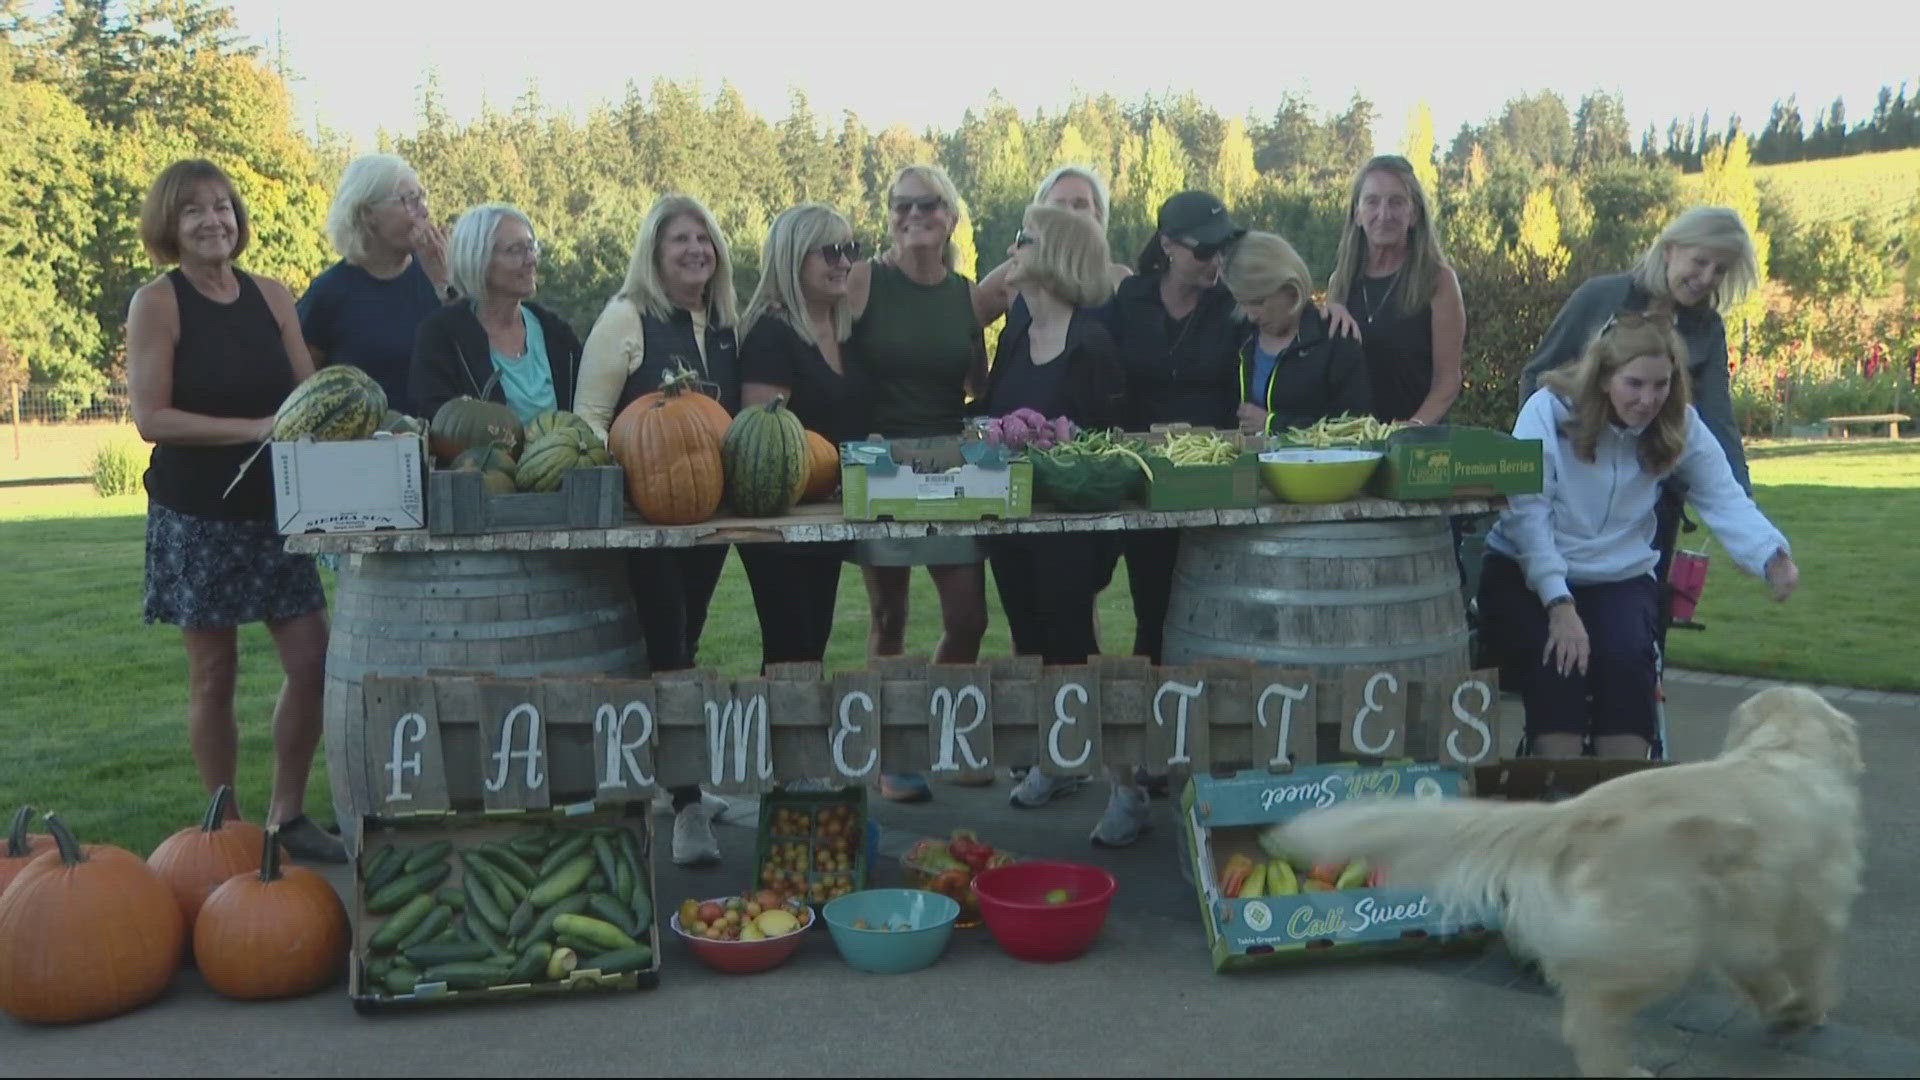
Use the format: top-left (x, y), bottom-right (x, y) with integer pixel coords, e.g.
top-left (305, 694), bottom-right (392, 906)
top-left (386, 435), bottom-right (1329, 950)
top-left (668, 903), bottom-right (811, 974)
top-left (971, 861), bottom-right (1117, 962)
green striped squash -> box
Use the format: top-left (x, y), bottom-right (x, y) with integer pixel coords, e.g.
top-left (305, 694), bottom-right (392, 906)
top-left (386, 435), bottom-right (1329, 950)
top-left (516, 431), bottom-right (586, 492)
top-left (525, 409), bottom-right (597, 445)
top-left (272, 365), bottom-right (386, 441)
top-left (721, 395), bottom-right (809, 517)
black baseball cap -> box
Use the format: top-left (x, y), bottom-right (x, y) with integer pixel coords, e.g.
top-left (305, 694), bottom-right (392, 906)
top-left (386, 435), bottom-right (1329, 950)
top-left (1157, 191), bottom-right (1244, 247)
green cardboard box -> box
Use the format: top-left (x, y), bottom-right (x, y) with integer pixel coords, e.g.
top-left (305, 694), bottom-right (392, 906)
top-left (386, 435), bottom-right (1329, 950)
top-left (1140, 426), bottom-right (1262, 511)
top-left (1182, 764), bottom-right (1496, 972)
top-left (753, 786), bottom-right (870, 907)
top-left (840, 436), bottom-right (1032, 521)
top-left (1368, 425), bottom-right (1543, 501)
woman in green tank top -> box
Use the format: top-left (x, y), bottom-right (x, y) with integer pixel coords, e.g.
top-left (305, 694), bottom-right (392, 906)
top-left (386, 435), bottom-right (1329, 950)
top-left (844, 164), bottom-right (991, 803)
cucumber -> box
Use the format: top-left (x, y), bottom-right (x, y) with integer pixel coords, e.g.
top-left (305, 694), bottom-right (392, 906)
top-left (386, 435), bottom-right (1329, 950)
top-left (586, 893), bottom-right (639, 938)
top-left (362, 843), bottom-right (400, 885)
top-left (395, 905), bottom-right (453, 952)
top-left (420, 962), bottom-right (511, 990)
top-left (366, 845), bottom-right (410, 892)
top-left (465, 869), bottom-right (510, 933)
top-left (525, 893), bottom-right (588, 943)
top-left (365, 954), bottom-right (394, 980)
top-left (507, 941), bottom-right (552, 983)
top-left (592, 836), bottom-right (620, 893)
top-left (435, 886), bottom-right (467, 910)
top-left (537, 834), bottom-right (592, 878)
top-left (546, 946), bottom-right (578, 981)
top-left (582, 945), bottom-right (653, 974)
top-left (507, 897), bottom-right (536, 938)
top-left (368, 893), bottom-right (435, 950)
top-left (617, 826), bottom-right (647, 877)
top-left (432, 922), bottom-right (462, 943)
top-left (402, 840), bottom-right (453, 873)
top-left (507, 834), bottom-right (551, 859)
top-left (382, 967), bottom-right (420, 995)
top-left (553, 913), bottom-right (639, 952)
top-left (529, 853), bottom-right (595, 907)
top-left (367, 863), bottom-right (451, 913)
top-left (614, 858), bottom-right (634, 901)
top-left (464, 906), bottom-right (513, 959)
top-left (555, 932), bottom-right (598, 953)
top-left (480, 845), bottom-right (539, 888)
top-left (403, 939), bottom-right (494, 967)
top-left (630, 892), bottom-right (653, 931)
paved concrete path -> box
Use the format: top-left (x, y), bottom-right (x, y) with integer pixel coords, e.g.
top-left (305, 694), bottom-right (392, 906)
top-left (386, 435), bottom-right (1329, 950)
top-left (3, 677), bottom-right (1912, 1078)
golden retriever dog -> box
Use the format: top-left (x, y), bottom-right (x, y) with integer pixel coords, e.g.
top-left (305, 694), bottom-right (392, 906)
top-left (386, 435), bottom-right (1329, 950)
top-left (1277, 686), bottom-right (1863, 1078)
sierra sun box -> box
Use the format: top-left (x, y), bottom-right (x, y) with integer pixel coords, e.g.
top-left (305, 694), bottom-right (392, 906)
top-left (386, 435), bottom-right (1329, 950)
top-left (272, 432), bottom-right (426, 534)
top-left (1183, 763), bottom-right (1495, 971)
top-left (840, 436), bottom-right (1032, 522)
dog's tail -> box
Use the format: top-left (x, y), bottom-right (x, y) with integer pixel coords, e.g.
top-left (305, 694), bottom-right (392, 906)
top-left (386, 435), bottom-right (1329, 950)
top-left (1277, 798), bottom-right (1566, 918)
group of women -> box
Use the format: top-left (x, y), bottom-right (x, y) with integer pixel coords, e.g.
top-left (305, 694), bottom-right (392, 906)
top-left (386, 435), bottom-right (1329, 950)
top-left (125, 146), bottom-right (1799, 869)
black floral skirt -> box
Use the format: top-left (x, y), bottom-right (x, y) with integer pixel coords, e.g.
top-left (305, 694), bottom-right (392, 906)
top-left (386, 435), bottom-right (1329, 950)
top-left (144, 503), bottom-right (326, 629)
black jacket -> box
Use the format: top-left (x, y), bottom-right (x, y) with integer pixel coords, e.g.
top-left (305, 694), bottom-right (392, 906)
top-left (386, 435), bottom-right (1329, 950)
top-left (410, 300), bottom-right (582, 419)
top-left (1104, 273), bottom-right (1241, 430)
top-left (1518, 273), bottom-right (1748, 492)
top-left (1240, 304), bottom-right (1373, 434)
top-left (986, 304), bottom-right (1127, 431)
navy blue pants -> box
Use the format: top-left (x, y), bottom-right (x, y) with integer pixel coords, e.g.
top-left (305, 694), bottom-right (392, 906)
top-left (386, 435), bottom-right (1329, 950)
top-left (988, 534), bottom-right (1117, 664)
top-left (1478, 552), bottom-right (1662, 750)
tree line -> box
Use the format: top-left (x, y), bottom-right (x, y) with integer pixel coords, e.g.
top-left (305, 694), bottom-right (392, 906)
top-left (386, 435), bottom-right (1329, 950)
top-left (3, 0), bottom-right (1914, 429)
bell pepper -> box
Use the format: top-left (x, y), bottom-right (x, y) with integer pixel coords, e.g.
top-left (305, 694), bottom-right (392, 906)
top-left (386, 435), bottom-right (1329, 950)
top-left (1217, 853), bottom-right (1255, 897)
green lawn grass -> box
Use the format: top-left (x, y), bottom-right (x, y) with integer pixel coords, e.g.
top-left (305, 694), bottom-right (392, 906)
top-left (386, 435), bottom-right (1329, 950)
top-left (3, 440), bottom-right (1913, 852)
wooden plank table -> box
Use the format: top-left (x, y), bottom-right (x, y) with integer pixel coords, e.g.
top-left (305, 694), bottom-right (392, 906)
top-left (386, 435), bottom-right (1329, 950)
top-left (286, 495), bottom-right (1502, 553)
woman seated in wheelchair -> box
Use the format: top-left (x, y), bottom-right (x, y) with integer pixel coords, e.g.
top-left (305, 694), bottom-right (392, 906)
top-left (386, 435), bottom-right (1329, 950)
top-left (1478, 312), bottom-right (1799, 760)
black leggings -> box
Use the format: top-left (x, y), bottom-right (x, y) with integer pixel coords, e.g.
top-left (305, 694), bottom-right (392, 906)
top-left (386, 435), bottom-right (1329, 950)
top-left (1120, 529), bottom-right (1179, 664)
top-left (627, 545), bottom-right (730, 672)
top-left (988, 534), bottom-right (1115, 664)
top-left (738, 542), bottom-right (846, 669)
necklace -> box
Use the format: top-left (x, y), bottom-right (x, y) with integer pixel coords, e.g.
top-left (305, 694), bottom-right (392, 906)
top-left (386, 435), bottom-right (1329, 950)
top-left (1359, 270), bottom-right (1399, 325)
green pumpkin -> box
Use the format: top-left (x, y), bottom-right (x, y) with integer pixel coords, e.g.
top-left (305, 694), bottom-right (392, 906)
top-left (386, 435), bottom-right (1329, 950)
top-left (525, 409), bottom-right (598, 445)
top-left (431, 396), bottom-right (523, 463)
top-left (273, 365), bottom-right (386, 442)
top-left (721, 395), bottom-right (809, 517)
top-left (516, 432), bottom-right (586, 492)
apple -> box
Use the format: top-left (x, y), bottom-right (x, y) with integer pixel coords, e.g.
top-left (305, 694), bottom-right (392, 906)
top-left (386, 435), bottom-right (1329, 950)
top-left (1044, 888), bottom-right (1071, 904)
top-left (697, 901), bottom-right (725, 924)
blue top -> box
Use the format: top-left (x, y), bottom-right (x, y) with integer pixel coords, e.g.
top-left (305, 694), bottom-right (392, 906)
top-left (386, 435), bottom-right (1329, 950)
top-left (1248, 344), bottom-right (1279, 406)
top-left (490, 305), bottom-right (557, 422)
top-left (296, 257), bottom-right (442, 415)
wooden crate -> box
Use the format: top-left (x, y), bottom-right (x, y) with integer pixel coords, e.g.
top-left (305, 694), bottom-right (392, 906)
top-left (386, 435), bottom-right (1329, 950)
top-left (428, 466), bottom-right (625, 535)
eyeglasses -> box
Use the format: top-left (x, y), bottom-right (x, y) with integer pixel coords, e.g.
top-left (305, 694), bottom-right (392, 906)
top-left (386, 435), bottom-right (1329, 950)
top-left (495, 240), bottom-right (541, 261)
top-left (816, 240), bottom-right (863, 264)
top-left (1012, 229), bottom-right (1035, 249)
top-left (1602, 310), bottom-right (1675, 333)
top-left (891, 196), bottom-right (945, 216)
top-left (385, 191), bottom-right (429, 211)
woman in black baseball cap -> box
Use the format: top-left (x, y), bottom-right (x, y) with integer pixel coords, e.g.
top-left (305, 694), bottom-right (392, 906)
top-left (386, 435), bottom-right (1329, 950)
top-left (1080, 189), bottom-right (1246, 847)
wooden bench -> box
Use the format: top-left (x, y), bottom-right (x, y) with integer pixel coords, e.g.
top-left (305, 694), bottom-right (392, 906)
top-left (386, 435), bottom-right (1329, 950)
top-left (1822, 413), bottom-right (1908, 439)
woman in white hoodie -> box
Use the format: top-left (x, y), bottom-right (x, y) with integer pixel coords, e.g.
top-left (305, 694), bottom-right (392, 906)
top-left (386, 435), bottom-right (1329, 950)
top-left (1480, 312), bottom-right (1799, 760)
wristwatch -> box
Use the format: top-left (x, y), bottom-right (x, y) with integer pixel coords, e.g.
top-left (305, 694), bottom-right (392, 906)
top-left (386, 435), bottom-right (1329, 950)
top-left (1545, 595), bottom-right (1574, 611)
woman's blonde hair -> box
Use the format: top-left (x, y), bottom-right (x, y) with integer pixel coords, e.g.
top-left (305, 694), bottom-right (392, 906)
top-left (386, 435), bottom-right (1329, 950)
top-left (1034, 165), bottom-right (1110, 226)
top-left (1628, 206), bottom-right (1760, 312)
top-left (1015, 204), bottom-right (1113, 310)
top-left (887, 164), bottom-right (965, 270)
top-left (327, 153), bottom-right (419, 263)
top-left (1223, 231), bottom-right (1311, 323)
top-left (740, 203), bottom-right (855, 348)
top-left (446, 202), bottom-right (533, 302)
top-left (616, 194), bottom-right (738, 327)
top-left (1541, 316), bottom-right (1694, 475)
top-left (1326, 155), bottom-right (1449, 318)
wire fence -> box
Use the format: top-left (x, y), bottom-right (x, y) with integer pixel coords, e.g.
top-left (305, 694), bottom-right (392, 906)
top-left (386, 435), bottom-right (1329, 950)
top-left (6, 382), bottom-right (134, 425)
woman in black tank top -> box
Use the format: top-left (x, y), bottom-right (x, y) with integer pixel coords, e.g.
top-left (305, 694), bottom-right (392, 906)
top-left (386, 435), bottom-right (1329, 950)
top-left (125, 160), bottom-right (342, 863)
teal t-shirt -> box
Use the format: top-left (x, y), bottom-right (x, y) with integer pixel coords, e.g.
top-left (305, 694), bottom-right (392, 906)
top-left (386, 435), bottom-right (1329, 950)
top-left (490, 304), bottom-right (556, 423)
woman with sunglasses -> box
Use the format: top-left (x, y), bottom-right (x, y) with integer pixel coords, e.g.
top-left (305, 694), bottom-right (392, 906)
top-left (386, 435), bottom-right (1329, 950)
top-left (842, 164), bottom-right (992, 804)
top-left (1323, 155), bottom-right (1465, 428)
top-left (575, 194), bottom-right (741, 865)
top-left (1480, 314), bottom-right (1796, 760)
top-left (970, 165), bottom-right (1134, 326)
top-left (735, 205), bottom-right (874, 669)
top-left (410, 202), bottom-right (580, 423)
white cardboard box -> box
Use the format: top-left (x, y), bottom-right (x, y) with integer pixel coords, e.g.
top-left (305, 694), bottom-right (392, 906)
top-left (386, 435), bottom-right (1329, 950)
top-left (271, 434), bottom-right (426, 534)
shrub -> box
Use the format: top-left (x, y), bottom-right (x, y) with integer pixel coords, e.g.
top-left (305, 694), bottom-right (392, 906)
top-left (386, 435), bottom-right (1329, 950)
top-left (88, 441), bottom-right (143, 497)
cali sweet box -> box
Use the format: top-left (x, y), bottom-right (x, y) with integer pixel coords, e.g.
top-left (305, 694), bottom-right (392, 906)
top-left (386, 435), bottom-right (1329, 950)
top-left (1181, 763), bottom-right (1497, 971)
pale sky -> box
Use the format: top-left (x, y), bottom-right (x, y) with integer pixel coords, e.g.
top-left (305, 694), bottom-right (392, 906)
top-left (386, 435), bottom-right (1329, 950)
top-left (231, 0), bottom-right (1917, 157)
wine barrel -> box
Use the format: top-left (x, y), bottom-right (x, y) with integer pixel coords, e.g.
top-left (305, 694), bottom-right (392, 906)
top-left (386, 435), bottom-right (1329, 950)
top-left (322, 551), bottom-right (645, 846)
top-left (1162, 518), bottom-right (1470, 759)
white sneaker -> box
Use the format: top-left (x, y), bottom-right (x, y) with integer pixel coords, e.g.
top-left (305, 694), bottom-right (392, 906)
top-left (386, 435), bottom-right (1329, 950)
top-left (1090, 784), bottom-right (1151, 847)
top-left (1010, 770), bottom-right (1083, 808)
top-left (672, 802), bottom-right (721, 866)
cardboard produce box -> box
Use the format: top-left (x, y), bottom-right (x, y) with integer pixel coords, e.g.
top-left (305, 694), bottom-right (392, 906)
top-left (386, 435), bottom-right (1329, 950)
top-left (1367, 425), bottom-right (1543, 501)
top-left (427, 465), bottom-right (624, 535)
top-left (754, 787), bottom-right (871, 907)
top-left (1182, 764), bottom-right (1495, 971)
top-left (1140, 427), bottom-right (1262, 511)
top-left (349, 804), bottom-right (656, 1012)
top-left (840, 436), bottom-right (1031, 521)
top-left (272, 433), bottom-right (426, 534)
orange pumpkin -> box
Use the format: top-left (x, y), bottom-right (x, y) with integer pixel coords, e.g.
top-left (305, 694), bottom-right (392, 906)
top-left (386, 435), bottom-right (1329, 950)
top-left (0, 814), bottom-right (183, 1024)
top-left (611, 380), bottom-right (727, 525)
top-left (0, 806), bottom-right (54, 898)
top-left (802, 430), bottom-right (840, 501)
top-left (194, 826), bottom-right (348, 1001)
top-left (147, 785), bottom-right (273, 940)
top-left (618, 366), bottom-right (731, 445)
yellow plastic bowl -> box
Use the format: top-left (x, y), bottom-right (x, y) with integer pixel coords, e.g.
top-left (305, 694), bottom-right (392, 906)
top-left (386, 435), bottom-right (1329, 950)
top-left (1257, 448), bottom-right (1384, 504)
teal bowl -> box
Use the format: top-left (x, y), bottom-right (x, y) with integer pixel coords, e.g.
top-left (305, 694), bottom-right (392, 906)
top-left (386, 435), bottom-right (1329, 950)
top-left (821, 889), bottom-right (960, 974)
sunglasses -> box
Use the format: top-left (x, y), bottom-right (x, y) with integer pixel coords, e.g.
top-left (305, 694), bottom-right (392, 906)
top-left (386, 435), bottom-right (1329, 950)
top-left (816, 240), bottom-right (863, 264)
top-left (891, 196), bottom-right (945, 216)
top-left (1602, 309), bottom-right (1675, 333)
top-left (1176, 237), bottom-right (1226, 262)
